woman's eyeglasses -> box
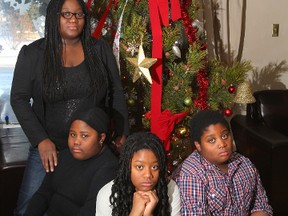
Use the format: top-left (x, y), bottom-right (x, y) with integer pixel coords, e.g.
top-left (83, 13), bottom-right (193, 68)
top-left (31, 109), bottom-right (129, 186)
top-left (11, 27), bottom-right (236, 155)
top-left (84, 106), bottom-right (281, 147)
top-left (59, 12), bottom-right (85, 19)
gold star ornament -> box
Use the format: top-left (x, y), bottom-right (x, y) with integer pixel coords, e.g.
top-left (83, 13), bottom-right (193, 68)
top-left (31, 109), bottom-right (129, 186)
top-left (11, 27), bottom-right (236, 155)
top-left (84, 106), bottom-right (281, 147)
top-left (127, 43), bottom-right (157, 84)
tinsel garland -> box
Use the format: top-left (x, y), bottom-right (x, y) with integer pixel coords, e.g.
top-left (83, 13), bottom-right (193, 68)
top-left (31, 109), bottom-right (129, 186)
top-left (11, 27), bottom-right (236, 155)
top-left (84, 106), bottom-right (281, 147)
top-left (181, 0), bottom-right (197, 44)
top-left (193, 68), bottom-right (209, 109)
top-left (181, 0), bottom-right (209, 110)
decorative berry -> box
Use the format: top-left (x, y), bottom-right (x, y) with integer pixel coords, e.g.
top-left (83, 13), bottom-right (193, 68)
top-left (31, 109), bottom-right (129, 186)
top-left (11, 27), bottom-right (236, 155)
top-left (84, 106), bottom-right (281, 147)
top-left (228, 85), bottom-right (236, 93)
top-left (224, 108), bottom-right (233, 116)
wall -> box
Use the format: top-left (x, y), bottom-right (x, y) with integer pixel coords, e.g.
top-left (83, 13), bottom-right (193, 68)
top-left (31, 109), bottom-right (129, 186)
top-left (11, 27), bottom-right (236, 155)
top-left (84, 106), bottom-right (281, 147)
top-left (203, 0), bottom-right (288, 92)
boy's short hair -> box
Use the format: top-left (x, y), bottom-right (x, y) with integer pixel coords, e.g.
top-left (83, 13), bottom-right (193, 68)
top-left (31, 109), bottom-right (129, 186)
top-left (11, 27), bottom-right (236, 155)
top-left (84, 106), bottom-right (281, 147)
top-left (190, 109), bottom-right (230, 145)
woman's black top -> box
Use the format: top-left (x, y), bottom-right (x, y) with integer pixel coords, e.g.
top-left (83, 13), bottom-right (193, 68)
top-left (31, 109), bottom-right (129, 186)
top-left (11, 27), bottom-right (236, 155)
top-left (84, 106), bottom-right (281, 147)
top-left (11, 38), bottom-right (129, 149)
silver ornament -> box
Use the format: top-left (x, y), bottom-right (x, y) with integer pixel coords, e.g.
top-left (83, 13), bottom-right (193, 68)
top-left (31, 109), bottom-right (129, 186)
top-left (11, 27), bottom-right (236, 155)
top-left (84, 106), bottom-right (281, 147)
top-left (192, 19), bottom-right (204, 34)
top-left (127, 40), bottom-right (139, 56)
top-left (172, 44), bottom-right (181, 58)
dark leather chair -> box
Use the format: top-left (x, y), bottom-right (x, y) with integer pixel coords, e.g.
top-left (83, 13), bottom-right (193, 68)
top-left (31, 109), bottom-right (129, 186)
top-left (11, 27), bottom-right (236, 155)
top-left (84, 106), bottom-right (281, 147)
top-left (230, 90), bottom-right (288, 216)
top-left (0, 127), bottom-right (30, 216)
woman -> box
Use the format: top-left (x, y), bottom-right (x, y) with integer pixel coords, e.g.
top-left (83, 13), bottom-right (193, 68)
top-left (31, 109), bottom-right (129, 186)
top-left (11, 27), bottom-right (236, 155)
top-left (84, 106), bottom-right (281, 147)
top-left (24, 107), bottom-right (118, 216)
top-left (96, 131), bottom-right (181, 216)
top-left (10, 0), bottom-right (128, 214)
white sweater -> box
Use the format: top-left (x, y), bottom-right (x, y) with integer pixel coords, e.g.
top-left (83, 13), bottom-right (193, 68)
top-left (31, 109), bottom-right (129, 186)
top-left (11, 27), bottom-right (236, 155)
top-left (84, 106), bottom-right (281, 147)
top-left (96, 179), bottom-right (181, 216)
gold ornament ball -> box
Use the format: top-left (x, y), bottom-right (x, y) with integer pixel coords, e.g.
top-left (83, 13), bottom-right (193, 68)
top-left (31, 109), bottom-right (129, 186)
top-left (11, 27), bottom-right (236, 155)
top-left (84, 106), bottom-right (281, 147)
top-left (175, 125), bottom-right (190, 138)
top-left (183, 97), bottom-right (192, 106)
top-left (127, 98), bottom-right (135, 106)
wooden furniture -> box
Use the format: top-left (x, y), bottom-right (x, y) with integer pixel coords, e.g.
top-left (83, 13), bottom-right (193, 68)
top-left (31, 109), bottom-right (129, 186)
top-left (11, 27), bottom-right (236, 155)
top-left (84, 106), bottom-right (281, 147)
top-left (231, 90), bottom-right (288, 216)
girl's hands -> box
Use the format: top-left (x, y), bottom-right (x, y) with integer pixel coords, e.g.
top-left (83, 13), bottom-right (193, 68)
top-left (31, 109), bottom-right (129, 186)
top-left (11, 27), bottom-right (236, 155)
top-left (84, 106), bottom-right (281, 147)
top-left (142, 190), bottom-right (159, 216)
top-left (129, 190), bottom-right (159, 216)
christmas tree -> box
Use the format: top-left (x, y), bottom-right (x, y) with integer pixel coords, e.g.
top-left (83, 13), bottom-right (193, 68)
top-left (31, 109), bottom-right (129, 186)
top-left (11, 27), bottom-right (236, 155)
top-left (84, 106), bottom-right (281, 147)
top-left (88, 0), bottom-right (252, 170)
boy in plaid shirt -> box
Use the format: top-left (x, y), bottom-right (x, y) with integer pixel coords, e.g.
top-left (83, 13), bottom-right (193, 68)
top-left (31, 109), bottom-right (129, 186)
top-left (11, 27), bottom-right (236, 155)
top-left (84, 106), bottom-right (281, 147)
top-left (173, 110), bottom-right (272, 216)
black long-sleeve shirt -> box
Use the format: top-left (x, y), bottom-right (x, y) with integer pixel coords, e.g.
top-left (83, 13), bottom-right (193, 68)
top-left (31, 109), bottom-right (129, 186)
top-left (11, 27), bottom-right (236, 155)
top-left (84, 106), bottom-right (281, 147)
top-left (11, 38), bottom-right (129, 149)
top-left (24, 146), bottom-right (118, 216)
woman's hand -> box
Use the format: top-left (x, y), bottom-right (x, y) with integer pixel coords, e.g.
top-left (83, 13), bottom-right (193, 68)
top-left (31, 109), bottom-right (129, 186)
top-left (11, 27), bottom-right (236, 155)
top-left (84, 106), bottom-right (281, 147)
top-left (129, 190), bottom-right (159, 216)
top-left (38, 138), bottom-right (58, 172)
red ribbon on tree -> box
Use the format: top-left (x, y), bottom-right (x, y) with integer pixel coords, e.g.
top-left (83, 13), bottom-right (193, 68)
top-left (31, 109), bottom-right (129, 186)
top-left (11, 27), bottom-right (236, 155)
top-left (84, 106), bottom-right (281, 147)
top-left (86, 0), bottom-right (92, 11)
top-left (148, 0), bottom-right (181, 150)
top-left (87, 0), bottom-right (118, 39)
top-left (93, 0), bottom-right (113, 38)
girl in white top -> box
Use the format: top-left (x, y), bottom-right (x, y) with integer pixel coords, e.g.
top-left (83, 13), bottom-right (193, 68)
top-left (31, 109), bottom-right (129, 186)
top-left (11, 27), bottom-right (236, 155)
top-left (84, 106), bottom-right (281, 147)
top-left (96, 131), bottom-right (181, 216)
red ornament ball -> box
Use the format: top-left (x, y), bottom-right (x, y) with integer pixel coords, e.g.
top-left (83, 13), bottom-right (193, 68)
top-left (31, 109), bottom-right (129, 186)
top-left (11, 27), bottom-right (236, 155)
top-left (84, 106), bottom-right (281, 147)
top-left (224, 108), bottom-right (233, 116)
top-left (228, 85), bottom-right (236, 93)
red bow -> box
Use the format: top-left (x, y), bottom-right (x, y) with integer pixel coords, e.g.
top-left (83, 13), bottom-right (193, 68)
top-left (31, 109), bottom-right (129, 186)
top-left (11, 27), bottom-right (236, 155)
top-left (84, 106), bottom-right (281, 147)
top-left (157, 110), bottom-right (188, 151)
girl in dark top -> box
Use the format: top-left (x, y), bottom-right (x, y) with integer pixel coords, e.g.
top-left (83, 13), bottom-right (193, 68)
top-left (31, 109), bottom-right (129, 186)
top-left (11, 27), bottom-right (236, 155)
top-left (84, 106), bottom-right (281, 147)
top-left (24, 107), bottom-right (118, 216)
top-left (10, 0), bottom-right (128, 214)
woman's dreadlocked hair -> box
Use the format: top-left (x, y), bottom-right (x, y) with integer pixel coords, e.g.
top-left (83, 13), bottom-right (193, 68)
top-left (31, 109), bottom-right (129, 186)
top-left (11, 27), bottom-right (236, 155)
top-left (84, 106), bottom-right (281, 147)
top-left (110, 131), bottom-right (170, 216)
top-left (43, 0), bottom-right (107, 102)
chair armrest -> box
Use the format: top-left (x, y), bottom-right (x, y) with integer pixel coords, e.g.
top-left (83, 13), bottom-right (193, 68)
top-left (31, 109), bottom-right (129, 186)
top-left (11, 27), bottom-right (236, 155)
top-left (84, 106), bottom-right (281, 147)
top-left (0, 127), bottom-right (30, 216)
top-left (247, 125), bottom-right (288, 148)
top-left (0, 128), bottom-right (29, 169)
top-left (230, 115), bottom-right (288, 152)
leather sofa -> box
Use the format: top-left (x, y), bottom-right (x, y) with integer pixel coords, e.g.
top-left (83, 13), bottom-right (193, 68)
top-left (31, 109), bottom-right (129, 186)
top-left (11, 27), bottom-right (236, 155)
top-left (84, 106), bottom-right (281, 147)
top-left (230, 89), bottom-right (288, 216)
top-left (0, 127), bottom-right (29, 216)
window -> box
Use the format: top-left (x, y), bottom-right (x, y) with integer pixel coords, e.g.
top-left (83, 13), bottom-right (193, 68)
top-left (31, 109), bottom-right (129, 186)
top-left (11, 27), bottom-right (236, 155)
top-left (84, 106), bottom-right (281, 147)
top-left (0, 0), bottom-right (47, 127)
